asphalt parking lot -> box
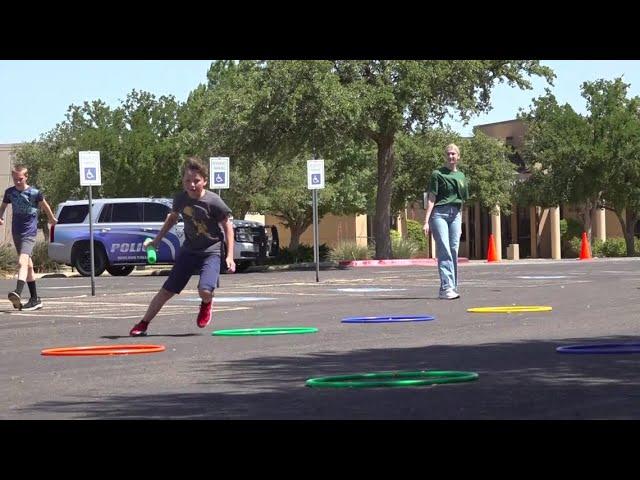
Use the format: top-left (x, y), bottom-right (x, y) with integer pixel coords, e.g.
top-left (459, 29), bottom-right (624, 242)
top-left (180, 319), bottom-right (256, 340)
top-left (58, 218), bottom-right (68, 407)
top-left (2, 258), bottom-right (640, 419)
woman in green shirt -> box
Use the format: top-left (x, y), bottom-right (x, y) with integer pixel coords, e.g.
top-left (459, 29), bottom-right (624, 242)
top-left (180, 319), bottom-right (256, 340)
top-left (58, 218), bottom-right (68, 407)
top-left (423, 144), bottom-right (469, 299)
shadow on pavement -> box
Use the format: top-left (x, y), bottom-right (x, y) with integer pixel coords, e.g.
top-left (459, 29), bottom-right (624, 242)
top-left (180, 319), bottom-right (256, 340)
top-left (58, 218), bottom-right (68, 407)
top-left (21, 335), bottom-right (640, 419)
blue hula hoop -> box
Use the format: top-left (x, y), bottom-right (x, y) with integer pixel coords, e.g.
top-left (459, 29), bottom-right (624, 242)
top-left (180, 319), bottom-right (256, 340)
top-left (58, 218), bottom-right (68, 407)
top-left (341, 315), bottom-right (435, 324)
top-left (556, 342), bottom-right (640, 354)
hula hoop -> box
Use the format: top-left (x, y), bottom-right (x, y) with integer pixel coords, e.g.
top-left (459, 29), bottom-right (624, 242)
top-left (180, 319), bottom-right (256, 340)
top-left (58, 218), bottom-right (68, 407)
top-left (306, 370), bottom-right (479, 388)
top-left (341, 315), bottom-right (435, 323)
top-left (41, 344), bottom-right (165, 356)
top-left (212, 327), bottom-right (318, 336)
top-left (467, 306), bottom-right (552, 313)
top-left (556, 342), bottom-right (640, 354)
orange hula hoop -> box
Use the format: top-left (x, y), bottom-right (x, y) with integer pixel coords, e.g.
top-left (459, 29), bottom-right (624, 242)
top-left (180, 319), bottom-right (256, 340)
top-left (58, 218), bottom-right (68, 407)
top-left (41, 344), bottom-right (165, 356)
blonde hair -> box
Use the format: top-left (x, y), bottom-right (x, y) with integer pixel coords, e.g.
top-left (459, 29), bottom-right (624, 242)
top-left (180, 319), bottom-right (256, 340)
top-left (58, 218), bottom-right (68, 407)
top-left (11, 164), bottom-right (28, 175)
top-left (445, 144), bottom-right (460, 156)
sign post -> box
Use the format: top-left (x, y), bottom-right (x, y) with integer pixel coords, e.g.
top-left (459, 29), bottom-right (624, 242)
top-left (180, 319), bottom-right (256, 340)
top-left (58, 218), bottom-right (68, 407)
top-left (79, 151), bottom-right (101, 296)
top-left (307, 159), bottom-right (325, 283)
top-left (210, 157), bottom-right (230, 286)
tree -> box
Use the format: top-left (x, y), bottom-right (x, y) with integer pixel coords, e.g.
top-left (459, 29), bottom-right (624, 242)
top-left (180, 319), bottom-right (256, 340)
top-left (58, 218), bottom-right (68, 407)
top-left (181, 61), bottom-right (365, 234)
top-left (519, 90), bottom-right (603, 239)
top-left (584, 79), bottom-right (640, 255)
top-left (263, 146), bottom-right (373, 248)
top-left (519, 79), bottom-right (640, 255)
top-left (15, 91), bottom-right (187, 212)
top-left (462, 130), bottom-right (517, 214)
top-left (332, 61), bottom-right (554, 258)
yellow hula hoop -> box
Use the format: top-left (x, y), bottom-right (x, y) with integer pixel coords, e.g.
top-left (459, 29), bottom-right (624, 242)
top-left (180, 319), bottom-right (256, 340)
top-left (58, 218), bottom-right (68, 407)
top-left (467, 306), bottom-right (552, 313)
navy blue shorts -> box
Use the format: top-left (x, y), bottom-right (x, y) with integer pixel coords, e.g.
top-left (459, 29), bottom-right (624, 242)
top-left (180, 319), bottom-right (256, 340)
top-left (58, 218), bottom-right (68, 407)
top-left (162, 250), bottom-right (221, 294)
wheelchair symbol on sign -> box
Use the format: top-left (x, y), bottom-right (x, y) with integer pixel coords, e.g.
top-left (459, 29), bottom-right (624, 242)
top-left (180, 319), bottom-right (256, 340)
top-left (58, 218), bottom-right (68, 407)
top-left (312, 174), bottom-right (321, 184)
top-left (84, 168), bottom-right (96, 180)
top-left (214, 172), bottom-right (225, 185)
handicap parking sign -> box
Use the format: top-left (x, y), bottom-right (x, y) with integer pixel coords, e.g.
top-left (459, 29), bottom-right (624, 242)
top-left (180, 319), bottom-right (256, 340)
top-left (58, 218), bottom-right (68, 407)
top-left (214, 172), bottom-right (226, 186)
top-left (79, 151), bottom-right (101, 186)
top-left (307, 160), bottom-right (325, 189)
top-left (209, 157), bottom-right (230, 189)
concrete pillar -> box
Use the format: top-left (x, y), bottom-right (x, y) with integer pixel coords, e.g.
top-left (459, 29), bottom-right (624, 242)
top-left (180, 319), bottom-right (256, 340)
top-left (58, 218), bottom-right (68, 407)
top-left (550, 206), bottom-right (561, 259)
top-left (593, 207), bottom-right (606, 242)
top-left (529, 206), bottom-right (538, 258)
top-left (355, 214), bottom-right (368, 247)
top-left (491, 205), bottom-right (502, 261)
top-left (461, 205), bottom-right (469, 258)
top-left (510, 203), bottom-right (518, 244)
top-left (474, 201), bottom-right (482, 259)
top-left (429, 234), bottom-right (436, 259)
top-left (398, 210), bottom-right (408, 238)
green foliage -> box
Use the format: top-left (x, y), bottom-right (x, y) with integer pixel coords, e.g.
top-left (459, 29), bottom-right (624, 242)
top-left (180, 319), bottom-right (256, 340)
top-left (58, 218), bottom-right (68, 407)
top-left (333, 60), bottom-right (554, 259)
top-left (15, 91), bottom-right (189, 212)
top-left (462, 131), bottom-right (517, 214)
top-left (392, 128), bottom-right (461, 213)
top-left (0, 242), bottom-right (62, 275)
top-left (566, 236), bottom-right (636, 257)
top-left (0, 245), bottom-right (18, 274)
top-left (518, 78), bottom-right (640, 242)
top-left (560, 217), bottom-right (584, 256)
top-left (599, 238), bottom-right (627, 257)
top-left (406, 219), bottom-right (427, 251)
top-left (328, 242), bottom-right (372, 261)
top-left (564, 218), bottom-right (584, 240)
top-left (391, 236), bottom-right (421, 259)
top-left (270, 243), bottom-right (332, 264)
top-left (31, 241), bottom-right (63, 273)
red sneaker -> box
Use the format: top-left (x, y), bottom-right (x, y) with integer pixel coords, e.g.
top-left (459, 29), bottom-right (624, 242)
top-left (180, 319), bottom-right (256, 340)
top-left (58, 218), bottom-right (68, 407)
top-left (130, 321), bottom-right (149, 336)
top-left (196, 301), bottom-right (212, 328)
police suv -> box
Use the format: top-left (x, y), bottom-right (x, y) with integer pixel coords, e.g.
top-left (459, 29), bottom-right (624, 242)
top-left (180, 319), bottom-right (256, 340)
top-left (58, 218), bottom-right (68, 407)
top-left (48, 198), bottom-right (279, 276)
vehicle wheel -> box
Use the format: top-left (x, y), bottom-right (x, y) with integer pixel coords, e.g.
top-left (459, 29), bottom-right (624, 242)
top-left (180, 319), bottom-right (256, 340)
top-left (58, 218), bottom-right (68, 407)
top-left (105, 265), bottom-right (135, 276)
top-left (73, 243), bottom-right (107, 277)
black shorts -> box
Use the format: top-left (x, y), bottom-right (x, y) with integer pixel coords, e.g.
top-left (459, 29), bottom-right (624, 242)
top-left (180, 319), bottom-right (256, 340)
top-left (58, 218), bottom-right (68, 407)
top-left (162, 250), bottom-right (221, 294)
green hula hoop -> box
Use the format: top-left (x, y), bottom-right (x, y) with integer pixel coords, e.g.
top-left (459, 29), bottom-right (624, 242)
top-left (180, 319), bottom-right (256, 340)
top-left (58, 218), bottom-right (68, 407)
top-left (212, 327), bottom-right (318, 336)
top-left (306, 370), bottom-right (479, 388)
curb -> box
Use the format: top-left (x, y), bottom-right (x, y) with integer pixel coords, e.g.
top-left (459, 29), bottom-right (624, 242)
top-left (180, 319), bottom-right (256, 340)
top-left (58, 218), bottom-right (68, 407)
top-left (339, 258), bottom-right (470, 267)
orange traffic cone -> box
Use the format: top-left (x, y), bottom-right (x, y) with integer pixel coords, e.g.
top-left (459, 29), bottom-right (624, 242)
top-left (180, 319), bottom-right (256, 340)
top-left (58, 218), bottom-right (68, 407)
top-left (579, 231), bottom-right (592, 260)
top-left (487, 234), bottom-right (498, 262)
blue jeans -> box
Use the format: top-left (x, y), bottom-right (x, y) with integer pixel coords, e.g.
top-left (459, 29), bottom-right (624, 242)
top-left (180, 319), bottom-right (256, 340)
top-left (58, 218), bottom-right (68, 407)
top-left (429, 205), bottom-right (462, 292)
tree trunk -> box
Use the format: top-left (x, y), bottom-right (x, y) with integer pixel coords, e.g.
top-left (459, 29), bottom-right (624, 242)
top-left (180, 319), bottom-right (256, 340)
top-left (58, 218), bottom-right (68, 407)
top-left (288, 224), bottom-right (304, 250)
top-left (624, 209), bottom-right (637, 256)
top-left (374, 135), bottom-right (395, 259)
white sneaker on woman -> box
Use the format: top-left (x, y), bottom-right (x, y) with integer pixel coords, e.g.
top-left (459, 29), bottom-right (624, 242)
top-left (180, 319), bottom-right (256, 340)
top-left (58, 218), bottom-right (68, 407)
top-left (438, 289), bottom-right (460, 300)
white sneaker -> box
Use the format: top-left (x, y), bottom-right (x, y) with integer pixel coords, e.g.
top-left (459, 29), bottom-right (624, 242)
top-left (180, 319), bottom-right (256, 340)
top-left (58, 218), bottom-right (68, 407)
top-left (438, 288), bottom-right (460, 300)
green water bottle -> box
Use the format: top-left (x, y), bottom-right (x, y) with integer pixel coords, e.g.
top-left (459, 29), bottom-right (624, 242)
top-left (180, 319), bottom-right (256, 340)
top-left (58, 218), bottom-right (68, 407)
top-left (143, 238), bottom-right (157, 264)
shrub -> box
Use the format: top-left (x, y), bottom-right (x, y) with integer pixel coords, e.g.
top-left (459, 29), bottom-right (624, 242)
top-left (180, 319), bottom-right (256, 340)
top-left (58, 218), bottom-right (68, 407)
top-left (32, 241), bottom-right (63, 273)
top-left (406, 219), bottom-right (427, 251)
top-left (328, 241), bottom-right (372, 261)
top-left (391, 237), bottom-right (420, 259)
top-left (0, 244), bottom-right (18, 275)
top-left (600, 237), bottom-right (626, 257)
top-left (568, 236), bottom-right (632, 257)
top-left (0, 241), bottom-right (63, 275)
top-left (270, 243), bottom-right (332, 264)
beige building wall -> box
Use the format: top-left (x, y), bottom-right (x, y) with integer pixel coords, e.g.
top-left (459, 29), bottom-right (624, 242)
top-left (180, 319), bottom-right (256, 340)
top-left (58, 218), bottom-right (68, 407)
top-left (0, 144), bottom-right (17, 245)
top-left (475, 120), bottom-right (527, 148)
top-left (264, 213), bottom-right (368, 249)
top-left (562, 205), bottom-right (624, 237)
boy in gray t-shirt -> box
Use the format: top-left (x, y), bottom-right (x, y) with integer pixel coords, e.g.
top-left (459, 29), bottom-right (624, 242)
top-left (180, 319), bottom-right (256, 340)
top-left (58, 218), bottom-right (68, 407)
top-left (0, 164), bottom-right (57, 311)
top-left (130, 157), bottom-right (236, 336)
